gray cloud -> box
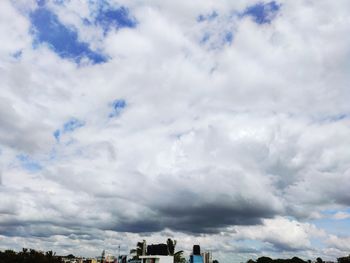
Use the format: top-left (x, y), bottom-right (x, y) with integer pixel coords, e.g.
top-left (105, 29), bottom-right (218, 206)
top-left (1, 0), bottom-right (350, 261)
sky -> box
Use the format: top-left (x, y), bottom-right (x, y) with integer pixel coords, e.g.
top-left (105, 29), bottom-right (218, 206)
top-left (0, 0), bottom-right (350, 262)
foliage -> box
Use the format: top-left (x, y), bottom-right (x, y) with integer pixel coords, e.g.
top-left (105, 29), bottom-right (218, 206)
top-left (167, 239), bottom-right (177, 256)
top-left (249, 257), bottom-right (308, 263)
top-left (174, 250), bottom-right (186, 263)
top-left (338, 255), bottom-right (350, 263)
top-left (130, 240), bottom-right (146, 260)
top-left (0, 248), bottom-right (62, 263)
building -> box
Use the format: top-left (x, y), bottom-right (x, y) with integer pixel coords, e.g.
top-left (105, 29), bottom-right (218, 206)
top-left (201, 252), bottom-right (212, 263)
top-left (140, 255), bottom-right (174, 263)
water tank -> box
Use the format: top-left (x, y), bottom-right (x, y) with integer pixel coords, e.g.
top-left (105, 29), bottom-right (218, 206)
top-left (193, 245), bottom-right (200, 255)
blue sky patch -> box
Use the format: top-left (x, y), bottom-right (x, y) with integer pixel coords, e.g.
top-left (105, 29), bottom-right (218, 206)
top-left (200, 31), bottom-right (234, 48)
top-left (200, 33), bottom-right (210, 44)
top-left (312, 216), bottom-right (350, 236)
top-left (30, 7), bottom-right (107, 64)
top-left (197, 11), bottom-right (218, 22)
top-left (242, 1), bottom-right (280, 24)
top-left (53, 118), bottom-right (85, 142)
top-left (224, 32), bottom-right (233, 44)
top-left (53, 129), bottom-right (60, 142)
top-left (95, 5), bottom-right (136, 34)
top-left (17, 154), bottom-right (42, 172)
top-left (36, 0), bottom-right (46, 7)
top-left (109, 99), bottom-right (126, 118)
top-left (63, 118), bottom-right (85, 132)
top-left (12, 50), bottom-right (23, 59)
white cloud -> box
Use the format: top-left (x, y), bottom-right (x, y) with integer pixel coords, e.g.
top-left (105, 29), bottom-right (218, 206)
top-left (332, 212), bottom-right (350, 220)
top-left (1, 0), bottom-right (350, 261)
top-left (326, 235), bottom-right (350, 253)
top-left (231, 217), bottom-right (326, 251)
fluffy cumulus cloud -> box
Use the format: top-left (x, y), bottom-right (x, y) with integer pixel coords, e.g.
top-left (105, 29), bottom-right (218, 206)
top-left (1, 0), bottom-right (350, 261)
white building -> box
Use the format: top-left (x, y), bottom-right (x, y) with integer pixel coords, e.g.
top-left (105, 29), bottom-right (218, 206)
top-left (201, 252), bottom-right (212, 263)
top-left (139, 255), bottom-right (174, 263)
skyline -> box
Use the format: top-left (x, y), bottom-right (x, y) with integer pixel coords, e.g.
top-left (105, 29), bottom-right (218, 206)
top-left (0, 0), bottom-right (350, 262)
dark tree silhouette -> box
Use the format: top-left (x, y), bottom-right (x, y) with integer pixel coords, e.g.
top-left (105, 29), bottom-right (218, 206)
top-left (338, 255), bottom-right (350, 263)
top-left (130, 240), bottom-right (146, 259)
top-left (257, 257), bottom-right (273, 263)
top-left (66, 254), bottom-right (75, 259)
top-left (167, 238), bottom-right (177, 256)
top-left (0, 248), bottom-right (62, 263)
top-left (252, 256), bottom-right (307, 263)
top-left (174, 250), bottom-right (186, 263)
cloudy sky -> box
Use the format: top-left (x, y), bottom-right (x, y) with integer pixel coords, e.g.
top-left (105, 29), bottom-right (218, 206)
top-left (1, 0), bottom-right (350, 261)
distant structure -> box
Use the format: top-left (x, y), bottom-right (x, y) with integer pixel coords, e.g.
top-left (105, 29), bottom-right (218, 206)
top-left (190, 245), bottom-right (203, 263)
top-left (201, 252), bottom-right (212, 263)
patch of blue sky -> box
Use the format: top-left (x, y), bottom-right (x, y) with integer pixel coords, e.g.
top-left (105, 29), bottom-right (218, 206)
top-left (36, 0), bottom-right (46, 7)
top-left (234, 239), bottom-right (263, 251)
top-left (95, 5), bottom-right (137, 34)
top-left (12, 50), bottom-right (23, 59)
top-left (80, 1), bottom-right (136, 35)
top-left (196, 11), bottom-right (234, 48)
top-left (197, 11), bottom-right (218, 22)
top-left (53, 118), bottom-right (85, 142)
top-left (200, 31), bottom-right (234, 48)
top-left (63, 118), bottom-right (85, 133)
top-left (52, 0), bottom-right (65, 5)
top-left (321, 208), bottom-right (350, 216)
top-left (313, 217), bottom-right (350, 235)
top-left (310, 237), bottom-right (325, 249)
top-left (200, 33), bottom-right (211, 44)
top-left (53, 129), bottom-right (60, 142)
top-left (241, 1), bottom-right (280, 24)
top-left (16, 154), bottom-right (42, 172)
top-left (312, 210), bottom-right (350, 235)
top-left (30, 7), bottom-right (107, 64)
top-left (225, 31), bottom-right (233, 44)
top-left (109, 99), bottom-right (126, 118)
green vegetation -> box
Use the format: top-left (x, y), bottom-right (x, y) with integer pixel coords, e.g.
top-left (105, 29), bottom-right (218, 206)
top-left (247, 255), bottom-right (350, 263)
top-left (130, 240), bottom-right (146, 260)
top-left (0, 248), bottom-right (62, 263)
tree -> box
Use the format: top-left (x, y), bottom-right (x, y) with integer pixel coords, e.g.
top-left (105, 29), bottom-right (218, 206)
top-left (0, 248), bottom-right (62, 263)
top-left (167, 238), bottom-right (177, 256)
top-left (66, 254), bottom-right (75, 259)
top-left (174, 250), bottom-right (186, 263)
top-left (101, 250), bottom-right (106, 263)
top-left (338, 255), bottom-right (350, 263)
top-left (213, 260), bottom-right (219, 263)
top-left (130, 240), bottom-right (146, 259)
top-left (316, 258), bottom-right (323, 263)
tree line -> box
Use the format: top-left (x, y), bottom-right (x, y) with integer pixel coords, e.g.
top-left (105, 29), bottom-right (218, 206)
top-left (0, 248), bottom-right (62, 263)
top-left (1, 246), bottom-right (349, 263)
top-left (247, 255), bottom-right (350, 263)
